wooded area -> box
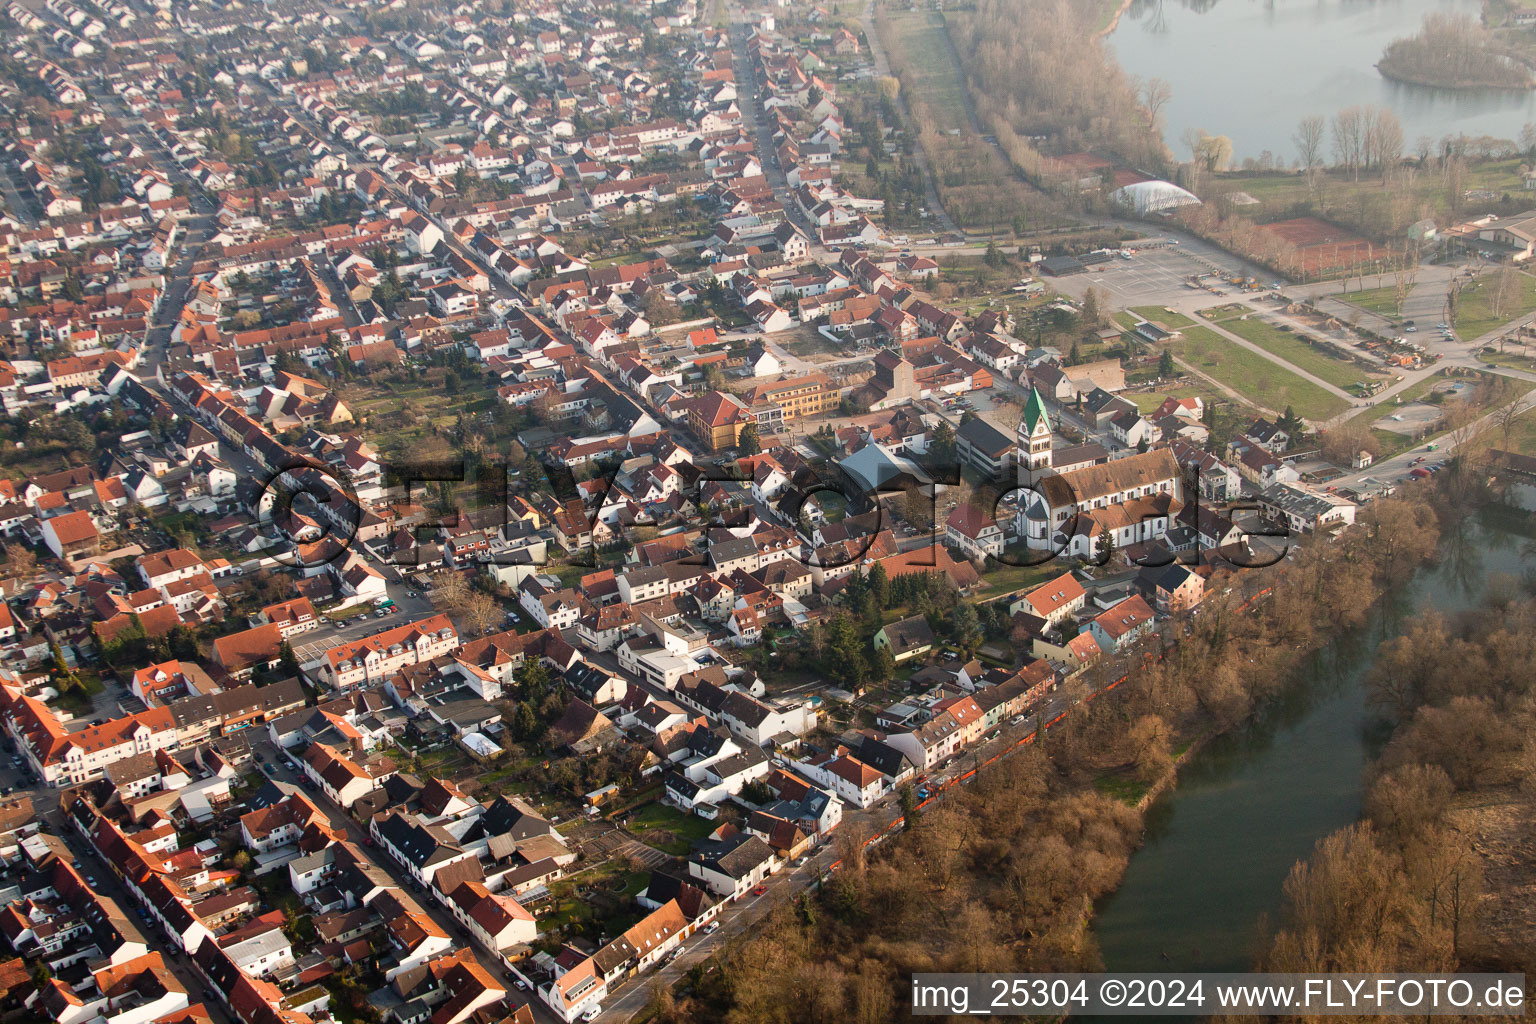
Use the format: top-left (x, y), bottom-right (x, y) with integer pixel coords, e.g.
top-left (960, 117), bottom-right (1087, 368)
top-left (1378, 13), bottom-right (1533, 91)
top-left (951, 0), bottom-right (1166, 171)
top-left (1259, 562), bottom-right (1536, 980)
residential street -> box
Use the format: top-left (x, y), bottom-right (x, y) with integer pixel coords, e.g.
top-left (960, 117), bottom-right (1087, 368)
top-left (253, 741), bottom-right (565, 1024)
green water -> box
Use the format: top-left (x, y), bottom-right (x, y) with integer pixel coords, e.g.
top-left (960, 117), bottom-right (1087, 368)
top-left (1092, 515), bottom-right (1533, 972)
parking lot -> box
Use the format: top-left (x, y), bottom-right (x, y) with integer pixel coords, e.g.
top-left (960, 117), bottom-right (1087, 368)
top-left (289, 587), bottom-right (441, 665)
top-left (1056, 235), bottom-right (1278, 310)
top-left (1078, 248), bottom-right (1201, 306)
top-left (290, 608), bottom-right (410, 664)
top-left (0, 756), bottom-right (35, 794)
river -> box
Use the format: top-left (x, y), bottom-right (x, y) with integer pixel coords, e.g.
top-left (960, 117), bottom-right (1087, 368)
top-left (1092, 513), bottom-right (1535, 973)
top-left (1107, 0), bottom-right (1536, 162)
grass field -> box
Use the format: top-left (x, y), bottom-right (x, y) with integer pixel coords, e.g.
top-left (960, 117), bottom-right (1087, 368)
top-left (1094, 772), bottom-right (1151, 806)
top-left (1452, 271), bottom-right (1536, 340)
top-left (1477, 348), bottom-right (1536, 371)
top-left (629, 801), bottom-right (718, 855)
top-left (1169, 325), bottom-right (1349, 421)
top-left (1337, 285), bottom-right (1404, 317)
top-left (882, 11), bottom-right (969, 128)
top-left (1130, 305), bottom-right (1196, 329)
top-left (1499, 401), bottom-right (1536, 454)
top-left (1215, 315), bottom-right (1381, 391)
top-left (977, 559), bottom-right (1056, 595)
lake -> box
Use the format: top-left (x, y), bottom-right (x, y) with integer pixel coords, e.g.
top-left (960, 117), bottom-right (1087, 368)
top-left (1092, 513), bottom-right (1534, 973)
top-left (1107, 0), bottom-right (1536, 162)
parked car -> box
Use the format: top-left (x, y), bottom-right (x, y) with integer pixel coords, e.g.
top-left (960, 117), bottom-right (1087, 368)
top-left (705, 922), bottom-right (721, 934)
top-left (751, 884), bottom-right (768, 896)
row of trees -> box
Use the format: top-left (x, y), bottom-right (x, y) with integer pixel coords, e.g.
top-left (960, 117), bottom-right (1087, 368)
top-left (1291, 105), bottom-right (1405, 186)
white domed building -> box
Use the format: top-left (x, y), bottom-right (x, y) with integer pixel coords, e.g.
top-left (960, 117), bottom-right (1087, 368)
top-left (1110, 179), bottom-right (1202, 216)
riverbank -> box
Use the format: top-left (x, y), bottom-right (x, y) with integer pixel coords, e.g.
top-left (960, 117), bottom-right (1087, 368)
top-left (1375, 59), bottom-right (1533, 91)
top-left (1130, 729), bottom-right (1214, 814)
top-left (1094, 0), bottom-right (1135, 39)
top-left (1093, 503), bottom-right (1534, 976)
top-left (656, 498), bottom-right (1447, 1023)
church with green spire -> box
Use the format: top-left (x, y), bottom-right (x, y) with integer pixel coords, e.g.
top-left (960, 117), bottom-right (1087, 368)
top-left (1019, 386), bottom-right (1053, 474)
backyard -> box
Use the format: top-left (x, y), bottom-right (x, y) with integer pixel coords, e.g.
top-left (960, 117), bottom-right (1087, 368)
top-left (540, 859), bottom-right (652, 934)
top-left (627, 801), bottom-right (720, 856)
top-left (977, 557), bottom-right (1060, 595)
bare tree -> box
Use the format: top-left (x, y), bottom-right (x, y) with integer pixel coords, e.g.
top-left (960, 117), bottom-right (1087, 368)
top-left (463, 590), bottom-right (501, 636)
top-left (2, 542), bottom-right (36, 580)
top-left (1180, 126), bottom-right (1206, 191)
top-left (431, 568), bottom-right (470, 612)
top-left (1332, 106), bottom-right (1364, 181)
top-left (991, 395), bottom-right (1024, 435)
top-left (1193, 132), bottom-right (1234, 173)
top-left (1372, 108), bottom-right (1404, 183)
top-left (1490, 266), bottom-right (1521, 320)
top-left (1493, 388), bottom-right (1526, 451)
top-left (1520, 122), bottom-right (1536, 164)
top-left (1293, 115), bottom-right (1326, 194)
top-left (1140, 76), bottom-right (1172, 129)
top-left (1445, 156), bottom-right (1467, 214)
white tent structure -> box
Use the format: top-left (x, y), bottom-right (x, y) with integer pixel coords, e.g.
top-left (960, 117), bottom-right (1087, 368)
top-left (1111, 180), bottom-right (1202, 215)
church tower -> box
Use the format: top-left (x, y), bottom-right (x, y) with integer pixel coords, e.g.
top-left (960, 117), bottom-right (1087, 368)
top-left (1019, 386), bottom-right (1053, 476)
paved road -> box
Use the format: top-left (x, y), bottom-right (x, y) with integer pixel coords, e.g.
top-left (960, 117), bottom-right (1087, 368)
top-left (37, 790), bottom-right (238, 1024)
top-left (727, 6), bottom-right (815, 238)
top-left (0, 160), bottom-right (39, 226)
